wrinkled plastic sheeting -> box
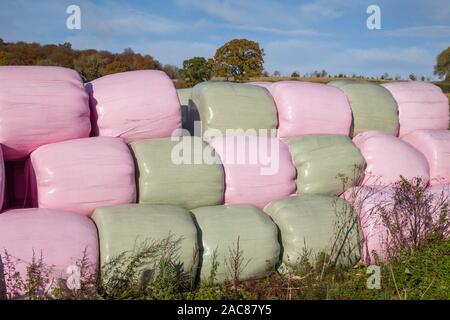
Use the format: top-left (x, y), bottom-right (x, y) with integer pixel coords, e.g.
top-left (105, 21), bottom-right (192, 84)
top-left (264, 195), bottom-right (360, 268)
top-left (209, 135), bottom-right (296, 208)
top-left (341, 186), bottom-right (393, 264)
top-left (92, 204), bottom-right (198, 280)
top-left (130, 137), bottom-right (224, 210)
top-left (353, 131), bottom-right (429, 186)
top-left (192, 205), bottom-right (280, 283)
top-left (263, 81), bottom-right (352, 138)
top-left (0, 146), bottom-right (4, 211)
top-left (402, 130), bottom-right (450, 185)
top-left (382, 82), bottom-right (449, 137)
top-left (88, 70), bottom-right (181, 143)
top-left (286, 135), bottom-right (365, 196)
top-left (0, 208), bottom-right (99, 298)
top-left (0, 66), bottom-right (91, 161)
top-left (328, 80), bottom-right (399, 137)
top-left (30, 137), bottom-right (136, 216)
top-left (191, 82), bottom-right (278, 137)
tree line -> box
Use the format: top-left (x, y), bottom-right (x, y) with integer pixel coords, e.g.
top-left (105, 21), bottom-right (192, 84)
top-left (0, 38), bottom-right (448, 87)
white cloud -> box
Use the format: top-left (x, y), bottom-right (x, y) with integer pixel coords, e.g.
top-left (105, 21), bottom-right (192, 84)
top-left (385, 25), bottom-right (450, 37)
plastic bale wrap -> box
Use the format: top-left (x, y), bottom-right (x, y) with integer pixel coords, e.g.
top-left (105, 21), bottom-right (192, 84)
top-left (130, 137), bottom-right (224, 210)
top-left (30, 137), bottom-right (136, 216)
top-left (382, 82), bottom-right (449, 137)
top-left (264, 195), bottom-right (360, 268)
top-left (177, 88), bottom-right (198, 135)
top-left (353, 131), bottom-right (430, 186)
top-left (286, 135), bottom-right (365, 196)
top-left (0, 146), bottom-right (4, 211)
top-left (88, 70), bottom-right (181, 143)
top-left (0, 66), bottom-right (91, 161)
top-left (0, 208), bottom-right (99, 297)
top-left (247, 81), bottom-right (274, 90)
top-left (91, 204), bottom-right (198, 280)
top-left (192, 205), bottom-right (280, 283)
top-left (328, 80), bottom-right (399, 136)
top-left (191, 82), bottom-right (278, 137)
top-left (402, 130), bottom-right (450, 185)
top-left (209, 135), bottom-right (296, 208)
top-left (266, 81), bottom-right (352, 138)
top-left (341, 186), bottom-right (393, 264)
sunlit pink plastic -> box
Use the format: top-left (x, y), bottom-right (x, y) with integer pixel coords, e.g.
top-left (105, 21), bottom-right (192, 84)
top-left (30, 137), bottom-right (136, 216)
top-left (382, 81), bottom-right (449, 137)
top-left (267, 81), bottom-right (352, 138)
top-left (353, 131), bottom-right (430, 186)
top-left (209, 135), bottom-right (296, 208)
top-left (0, 146), bottom-right (4, 211)
top-left (0, 66), bottom-right (91, 161)
top-left (342, 186), bottom-right (393, 264)
top-left (402, 130), bottom-right (450, 185)
top-left (0, 208), bottom-right (99, 297)
top-left (88, 70), bottom-right (182, 143)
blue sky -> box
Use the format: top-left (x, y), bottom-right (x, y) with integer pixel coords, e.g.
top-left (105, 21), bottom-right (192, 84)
top-left (0, 0), bottom-right (449, 78)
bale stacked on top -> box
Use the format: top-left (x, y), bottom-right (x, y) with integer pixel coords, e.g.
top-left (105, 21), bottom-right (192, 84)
top-left (382, 81), bottom-right (449, 137)
top-left (286, 134), bottom-right (365, 196)
top-left (191, 81), bottom-right (278, 137)
top-left (192, 205), bottom-right (280, 283)
top-left (353, 131), bottom-right (430, 186)
top-left (254, 81), bottom-right (353, 138)
top-left (88, 70), bottom-right (181, 143)
top-left (328, 80), bottom-right (399, 137)
top-left (209, 135), bottom-right (296, 208)
top-left (0, 66), bottom-right (91, 161)
top-left (130, 136), bottom-right (224, 210)
top-left (92, 204), bottom-right (199, 280)
top-left (264, 194), bottom-right (360, 268)
top-left (30, 137), bottom-right (136, 216)
top-left (402, 130), bottom-right (450, 185)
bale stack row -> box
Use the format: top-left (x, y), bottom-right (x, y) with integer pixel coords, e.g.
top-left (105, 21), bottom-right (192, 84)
top-left (0, 66), bottom-right (449, 297)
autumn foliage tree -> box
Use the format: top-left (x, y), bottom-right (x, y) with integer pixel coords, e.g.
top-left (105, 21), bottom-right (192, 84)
top-left (213, 39), bottom-right (264, 82)
top-left (434, 46), bottom-right (450, 81)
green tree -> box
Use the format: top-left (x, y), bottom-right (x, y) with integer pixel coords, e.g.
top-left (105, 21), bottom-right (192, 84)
top-left (74, 53), bottom-right (108, 82)
top-left (213, 39), bottom-right (264, 82)
top-left (100, 60), bottom-right (131, 76)
top-left (291, 71), bottom-right (300, 77)
top-left (409, 73), bottom-right (417, 81)
top-left (180, 57), bottom-right (212, 86)
top-left (434, 46), bottom-right (450, 81)
top-left (162, 64), bottom-right (180, 79)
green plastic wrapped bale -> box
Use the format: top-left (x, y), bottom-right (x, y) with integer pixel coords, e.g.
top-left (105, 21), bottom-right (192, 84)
top-left (328, 80), bottom-right (399, 136)
top-left (177, 88), bottom-right (192, 107)
top-left (286, 134), bottom-right (365, 196)
top-left (192, 205), bottom-right (280, 283)
top-left (92, 204), bottom-right (199, 279)
top-left (177, 88), bottom-right (198, 135)
top-left (264, 195), bottom-right (360, 268)
top-left (130, 137), bottom-right (224, 209)
top-left (191, 81), bottom-right (278, 137)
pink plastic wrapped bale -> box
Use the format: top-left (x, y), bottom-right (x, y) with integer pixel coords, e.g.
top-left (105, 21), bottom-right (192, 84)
top-left (209, 135), bottom-right (296, 208)
top-left (0, 208), bottom-right (98, 298)
top-left (353, 131), bottom-right (429, 186)
top-left (265, 81), bottom-right (352, 138)
top-left (88, 70), bottom-right (182, 143)
top-left (0, 66), bottom-right (91, 161)
top-left (382, 82), bottom-right (449, 137)
top-left (402, 130), bottom-right (450, 185)
top-left (0, 146), bottom-right (4, 211)
top-left (342, 186), bottom-right (393, 264)
top-left (30, 137), bottom-right (136, 216)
